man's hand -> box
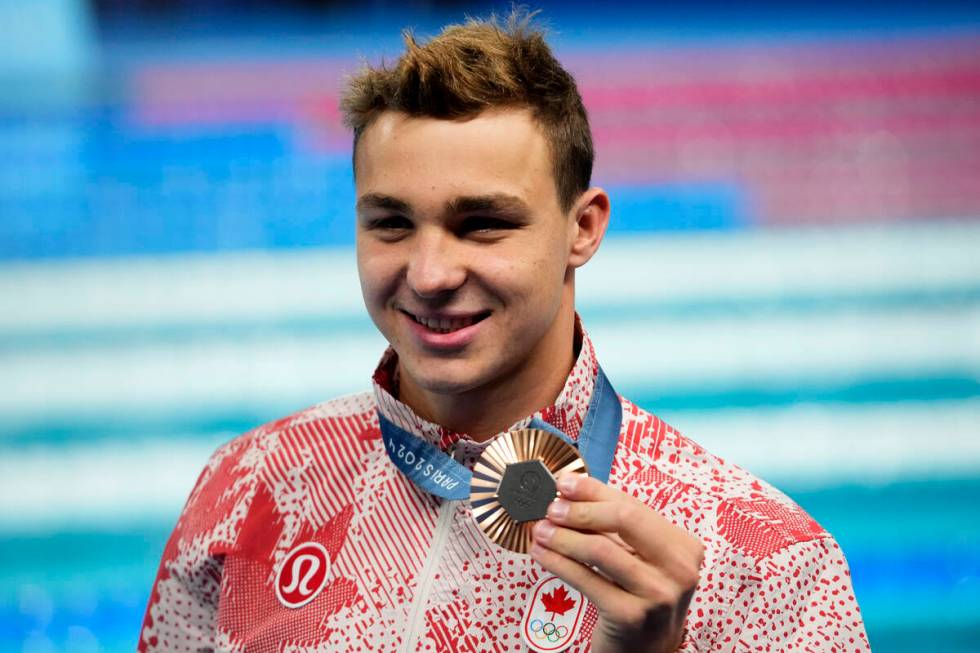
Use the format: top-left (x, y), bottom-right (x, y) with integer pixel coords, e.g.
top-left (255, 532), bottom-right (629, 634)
top-left (530, 474), bottom-right (704, 653)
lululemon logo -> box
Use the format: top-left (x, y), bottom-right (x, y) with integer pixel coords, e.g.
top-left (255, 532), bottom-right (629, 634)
top-left (275, 542), bottom-right (331, 608)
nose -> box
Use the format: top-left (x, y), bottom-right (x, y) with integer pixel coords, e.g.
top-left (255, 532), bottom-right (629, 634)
top-left (406, 229), bottom-right (466, 298)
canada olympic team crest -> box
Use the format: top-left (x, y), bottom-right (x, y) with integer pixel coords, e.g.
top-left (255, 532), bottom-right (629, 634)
top-left (521, 575), bottom-right (586, 652)
top-left (275, 541), bottom-right (331, 608)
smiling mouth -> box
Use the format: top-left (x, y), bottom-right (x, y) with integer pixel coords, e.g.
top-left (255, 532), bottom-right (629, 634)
top-left (404, 310), bottom-right (491, 334)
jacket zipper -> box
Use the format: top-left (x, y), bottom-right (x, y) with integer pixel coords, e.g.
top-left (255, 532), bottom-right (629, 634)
top-left (403, 496), bottom-right (456, 651)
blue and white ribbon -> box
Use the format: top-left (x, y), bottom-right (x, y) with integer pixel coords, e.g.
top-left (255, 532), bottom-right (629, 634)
top-left (379, 367), bottom-right (623, 499)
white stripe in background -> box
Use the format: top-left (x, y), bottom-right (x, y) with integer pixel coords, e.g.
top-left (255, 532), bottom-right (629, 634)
top-left (0, 330), bottom-right (389, 423)
top-left (0, 438), bottom-right (221, 532)
top-left (2, 400), bottom-right (978, 532)
top-left (591, 305), bottom-right (979, 389)
top-left (2, 248), bottom-right (365, 332)
top-left (2, 220), bottom-right (978, 333)
top-left (580, 220), bottom-right (980, 305)
top-left (667, 400), bottom-right (980, 489)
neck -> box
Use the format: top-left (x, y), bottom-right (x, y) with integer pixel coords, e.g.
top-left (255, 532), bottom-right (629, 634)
top-left (398, 308), bottom-right (577, 442)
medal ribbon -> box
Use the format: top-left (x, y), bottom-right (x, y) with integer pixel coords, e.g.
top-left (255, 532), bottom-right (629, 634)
top-left (378, 367), bottom-right (622, 500)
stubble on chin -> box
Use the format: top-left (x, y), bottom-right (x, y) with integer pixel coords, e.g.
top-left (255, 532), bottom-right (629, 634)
top-left (398, 352), bottom-right (488, 397)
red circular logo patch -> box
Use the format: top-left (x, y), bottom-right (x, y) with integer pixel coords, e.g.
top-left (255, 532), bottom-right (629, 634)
top-left (275, 542), bottom-right (331, 608)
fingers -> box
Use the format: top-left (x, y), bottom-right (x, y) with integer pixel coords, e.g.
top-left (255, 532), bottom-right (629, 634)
top-left (534, 474), bottom-right (705, 650)
top-left (552, 474), bottom-right (705, 574)
top-left (532, 520), bottom-right (671, 599)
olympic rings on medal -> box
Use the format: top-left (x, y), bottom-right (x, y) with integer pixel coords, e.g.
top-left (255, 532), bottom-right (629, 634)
top-left (529, 619), bottom-right (569, 643)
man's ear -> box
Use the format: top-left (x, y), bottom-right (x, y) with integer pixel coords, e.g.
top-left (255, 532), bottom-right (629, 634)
top-left (568, 187), bottom-right (611, 268)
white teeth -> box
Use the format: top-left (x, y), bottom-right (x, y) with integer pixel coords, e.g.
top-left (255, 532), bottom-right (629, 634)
top-left (412, 314), bottom-right (479, 333)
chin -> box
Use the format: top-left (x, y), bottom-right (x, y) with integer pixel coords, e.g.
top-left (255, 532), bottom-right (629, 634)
top-left (401, 353), bottom-right (498, 397)
top-left (406, 364), bottom-right (483, 396)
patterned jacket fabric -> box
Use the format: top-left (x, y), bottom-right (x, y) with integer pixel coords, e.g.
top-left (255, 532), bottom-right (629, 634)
top-left (139, 330), bottom-right (870, 652)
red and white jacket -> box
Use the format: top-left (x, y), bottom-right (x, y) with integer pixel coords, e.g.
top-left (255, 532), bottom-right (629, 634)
top-left (139, 331), bottom-right (870, 652)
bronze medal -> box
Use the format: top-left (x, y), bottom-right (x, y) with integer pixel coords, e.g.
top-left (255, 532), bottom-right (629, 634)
top-left (470, 428), bottom-right (588, 553)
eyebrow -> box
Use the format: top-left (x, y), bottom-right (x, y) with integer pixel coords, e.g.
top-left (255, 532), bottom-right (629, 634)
top-left (356, 192), bottom-right (532, 219)
top-left (356, 193), bottom-right (413, 216)
top-left (449, 194), bottom-right (531, 217)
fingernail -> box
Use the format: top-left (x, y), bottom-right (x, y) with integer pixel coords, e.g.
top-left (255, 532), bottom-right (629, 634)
top-left (533, 520), bottom-right (555, 542)
top-left (547, 499), bottom-right (569, 520)
top-left (529, 543), bottom-right (545, 559)
top-left (557, 474), bottom-right (577, 494)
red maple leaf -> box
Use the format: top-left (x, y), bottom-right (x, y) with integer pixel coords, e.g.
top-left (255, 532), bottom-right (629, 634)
top-left (541, 585), bottom-right (576, 620)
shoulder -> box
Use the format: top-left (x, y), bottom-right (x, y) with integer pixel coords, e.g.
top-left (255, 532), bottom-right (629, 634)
top-left (150, 392), bottom-right (381, 569)
top-left (177, 392), bottom-right (379, 539)
top-left (612, 398), bottom-right (866, 647)
top-left (690, 534), bottom-right (868, 651)
top-left (612, 396), bottom-right (830, 561)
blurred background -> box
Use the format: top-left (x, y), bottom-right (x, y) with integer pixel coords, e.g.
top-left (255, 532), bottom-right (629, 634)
top-left (1, 0), bottom-right (978, 651)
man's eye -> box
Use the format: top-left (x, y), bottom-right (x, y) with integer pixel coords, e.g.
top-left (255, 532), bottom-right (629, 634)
top-left (373, 216), bottom-right (412, 231)
top-left (460, 216), bottom-right (516, 234)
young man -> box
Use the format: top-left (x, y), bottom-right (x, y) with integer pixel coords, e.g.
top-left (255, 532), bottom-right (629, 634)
top-left (140, 13), bottom-right (869, 653)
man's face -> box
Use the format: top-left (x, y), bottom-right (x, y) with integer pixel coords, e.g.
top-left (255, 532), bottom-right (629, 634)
top-left (354, 108), bottom-right (577, 399)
